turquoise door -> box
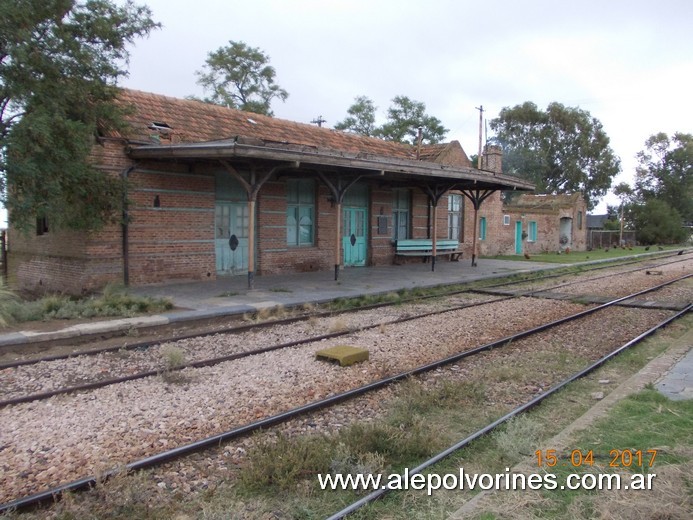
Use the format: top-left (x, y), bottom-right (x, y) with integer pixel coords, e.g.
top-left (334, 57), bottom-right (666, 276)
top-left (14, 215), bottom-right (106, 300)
top-left (515, 221), bottom-right (523, 254)
top-left (215, 203), bottom-right (249, 274)
top-left (343, 207), bottom-right (367, 266)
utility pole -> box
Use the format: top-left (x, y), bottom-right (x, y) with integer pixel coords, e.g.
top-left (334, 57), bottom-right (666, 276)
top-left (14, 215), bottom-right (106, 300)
top-left (475, 105), bottom-right (484, 169)
top-left (311, 115), bottom-right (326, 127)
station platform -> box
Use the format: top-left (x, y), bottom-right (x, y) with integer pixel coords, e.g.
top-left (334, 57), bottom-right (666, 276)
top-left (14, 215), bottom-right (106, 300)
top-left (131, 258), bottom-right (561, 314)
top-left (0, 258), bottom-right (560, 347)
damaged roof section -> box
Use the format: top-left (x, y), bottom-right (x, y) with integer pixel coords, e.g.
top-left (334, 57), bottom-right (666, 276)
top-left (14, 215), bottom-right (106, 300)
top-left (505, 193), bottom-right (585, 210)
top-left (116, 89), bottom-right (535, 191)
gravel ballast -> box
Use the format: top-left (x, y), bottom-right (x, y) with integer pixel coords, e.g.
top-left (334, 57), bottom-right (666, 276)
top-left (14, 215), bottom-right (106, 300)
top-left (0, 262), bottom-right (689, 505)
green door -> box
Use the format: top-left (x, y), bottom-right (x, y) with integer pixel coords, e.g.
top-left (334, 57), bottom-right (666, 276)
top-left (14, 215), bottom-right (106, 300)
top-left (215, 203), bottom-right (249, 274)
top-left (515, 220), bottom-right (523, 255)
top-left (343, 207), bottom-right (367, 266)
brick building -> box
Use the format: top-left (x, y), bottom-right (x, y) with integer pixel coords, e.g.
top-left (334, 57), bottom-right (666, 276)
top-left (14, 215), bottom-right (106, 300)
top-left (487, 193), bottom-right (588, 256)
top-left (7, 89), bottom-right (534, 294)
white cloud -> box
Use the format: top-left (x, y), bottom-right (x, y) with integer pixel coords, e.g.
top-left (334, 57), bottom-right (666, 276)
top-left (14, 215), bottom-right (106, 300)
top-left (120, 0), bottom-right (692, 213)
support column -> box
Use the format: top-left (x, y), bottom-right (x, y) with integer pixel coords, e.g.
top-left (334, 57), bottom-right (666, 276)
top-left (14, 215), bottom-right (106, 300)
top-left (431, 200), bottom-right (438, 272)
top-left (220, 160), bottom-right (297, 290)
top-left (316, 172), bottom-right (362, 282)
top-left (471, 206), bottom-right (479, 267)
top-left (334, 201), bottom-right (342, 280)
top-left (461, 188), bottom-right (495, 268)
top-left (247, 198), bottom-right (256, 289)
top-left (420, 183), bottom-right (457, 272)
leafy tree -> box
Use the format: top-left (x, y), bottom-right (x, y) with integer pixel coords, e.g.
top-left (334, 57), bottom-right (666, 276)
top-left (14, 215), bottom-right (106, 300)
top-left (634, 132), bottom-right (692, 224)
top-left (612, 181), bottom-right (633, 203)
top-left (375, 96), bottom-right (448, 145)
top-left (334, 96), bottom-right (377, 136)
top-left (602, 205), bottom-right (621, 231)
top-left (195, 40), bottom-right (288, 116)
top-left (631, 199), bottom-right (688, 245)
top-left (1, 0), bottom-right (159, 232)
top-left (490, 101), bottom-right (621, 210)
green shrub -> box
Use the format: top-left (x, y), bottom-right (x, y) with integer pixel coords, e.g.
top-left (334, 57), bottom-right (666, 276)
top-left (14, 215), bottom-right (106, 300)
top-left (0, 284), bottom-right (173, 328)
top-left (240, 433), bottom-right (333, 491)
top-left (0, 282), bottom-right (18, 327)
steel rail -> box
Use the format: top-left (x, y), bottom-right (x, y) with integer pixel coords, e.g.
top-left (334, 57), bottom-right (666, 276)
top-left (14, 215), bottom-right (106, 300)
top-left (0, 295), bottom-right (512, 408)
top-left (325, 302), bottom-right (692, 519)
top-left (0, 286), bottom-right (489, 370)
top-left (485, 250), bottom-right (692, 292)
top-left (5, 261), bottom-right (689, 408)
top-left (1, 273), bottom-right (689, 514)
top-left (2, 249), bottom-right (688, 370)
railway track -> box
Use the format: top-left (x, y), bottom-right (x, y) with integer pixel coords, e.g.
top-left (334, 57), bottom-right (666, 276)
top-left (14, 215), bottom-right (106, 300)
top-left (0, 262), bottom-right (690, 513)
top-left (325, 304), bottom-right (691, 519)
top-left (0, 249), bottom-right (688, 368)
top-left (1, 254), bottom-right (689, 408)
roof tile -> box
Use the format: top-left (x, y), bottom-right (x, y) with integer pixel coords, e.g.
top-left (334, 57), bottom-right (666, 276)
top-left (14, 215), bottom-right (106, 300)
top-left (115, 89), bottom-right (472, 166)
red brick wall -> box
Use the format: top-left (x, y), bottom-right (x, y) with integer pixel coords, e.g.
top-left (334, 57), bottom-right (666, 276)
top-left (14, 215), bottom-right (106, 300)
top-left (257, 180), bottom-right (334, 275)
top-left (7, 138), bottom-right (521, 293)
top-left (126, 164), bottom-right (216, 285)
top-left (494, 196), bottom-right (589, 256)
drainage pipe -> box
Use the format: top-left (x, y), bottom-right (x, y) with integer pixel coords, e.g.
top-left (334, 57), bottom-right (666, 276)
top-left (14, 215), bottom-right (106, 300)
top-left (121, 166), bottom-right (135, 286)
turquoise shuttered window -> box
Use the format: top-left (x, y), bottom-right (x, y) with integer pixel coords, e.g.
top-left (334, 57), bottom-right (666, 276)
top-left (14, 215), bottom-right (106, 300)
top-left (392, 189), bottom-right (410, 240)
top-left (528, 221), bottom-right (537, 242)
top-left (287, 179), bottom-right (315, 246)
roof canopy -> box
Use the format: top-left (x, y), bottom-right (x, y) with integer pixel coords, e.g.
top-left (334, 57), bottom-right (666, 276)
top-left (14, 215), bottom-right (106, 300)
top-left (117, 89), bottom-right (535, 193)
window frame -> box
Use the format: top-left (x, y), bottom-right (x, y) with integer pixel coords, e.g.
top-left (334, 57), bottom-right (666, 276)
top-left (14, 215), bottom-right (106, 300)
top-left (36, 216), bottom-right (49, 236)
top-left (286, 179), bottom-right (315, 247)
top-left (528, 220), bottom-right (538, 242)
top-left (392, 188), bottom-right (410, 241)
top-left (479, 216), bottom-right (487, 241)
top-left (447, 194), bottom-right (463, 241)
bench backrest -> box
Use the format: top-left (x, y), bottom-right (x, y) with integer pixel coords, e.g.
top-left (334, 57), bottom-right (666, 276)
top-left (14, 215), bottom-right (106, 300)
top-left (395, 239), bottom-right (459, 252)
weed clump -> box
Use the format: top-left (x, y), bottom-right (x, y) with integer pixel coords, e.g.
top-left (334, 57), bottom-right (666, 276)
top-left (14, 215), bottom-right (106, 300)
top-left (160, 345), bottom-right (186, 370)
top-left (0, 283), bottom-right (173, 328)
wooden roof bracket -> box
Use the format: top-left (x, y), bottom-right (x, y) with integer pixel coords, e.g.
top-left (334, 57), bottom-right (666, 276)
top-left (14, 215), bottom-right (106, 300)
top-left (219, 159), bottom-right (297, 201)
top-left (460, 188), bottom-right (496, 267)
top-left (219, 159), bottom-right (299, 291)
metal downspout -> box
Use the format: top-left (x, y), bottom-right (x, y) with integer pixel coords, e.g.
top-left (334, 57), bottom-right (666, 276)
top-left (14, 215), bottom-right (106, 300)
top-left (121, 166), bottom-right (135, 286)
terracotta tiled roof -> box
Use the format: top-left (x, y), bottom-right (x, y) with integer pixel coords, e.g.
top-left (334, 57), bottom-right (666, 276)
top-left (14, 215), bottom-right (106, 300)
top-left (419, 141), bottom-right (472, 167)
top-left (114, 89), bottom-right (474, 167)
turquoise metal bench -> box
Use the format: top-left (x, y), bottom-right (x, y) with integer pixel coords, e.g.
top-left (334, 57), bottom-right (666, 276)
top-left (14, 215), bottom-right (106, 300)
top-left (394, 239), bottom-right (463, 262)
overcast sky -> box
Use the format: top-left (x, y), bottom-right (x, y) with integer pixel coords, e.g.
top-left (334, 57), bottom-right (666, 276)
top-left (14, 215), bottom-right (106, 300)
top-left (121, 0), bottom-right (692, 212)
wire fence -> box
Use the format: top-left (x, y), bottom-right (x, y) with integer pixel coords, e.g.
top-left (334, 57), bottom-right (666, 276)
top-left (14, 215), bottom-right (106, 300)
top-left (588, 230), bottom-right (636, 249)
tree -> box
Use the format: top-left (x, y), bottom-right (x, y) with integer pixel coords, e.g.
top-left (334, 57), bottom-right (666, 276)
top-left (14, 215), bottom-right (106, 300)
top-left (611, 181), bottom-right (634, 241)
top-left (490, 101), bottom-right (621, 210)
top-left (634, 132), bottom-right (692, 224)
top-left (602, 205), bottom-right (621, 231)
top-left (612, 182), bottom-right (633, 202)
top-left (631, 199), bottom-right (688, 245)
top-left (375, 96), bottom-right (448, 145)
top-left (195, 41), bottom-right (288, 116)
top-left (334, 96), bottom-right (377, 136)
top-left (1, 0), bottom-right (159, 232)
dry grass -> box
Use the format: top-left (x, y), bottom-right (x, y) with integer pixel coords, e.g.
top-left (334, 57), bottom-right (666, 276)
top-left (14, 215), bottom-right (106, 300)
top-left (328, 317), bottom-right (349, 333)
top-left (468, 462), bottom-right (692, 520)
top-left (159, 344), bottom-right (186, 370)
